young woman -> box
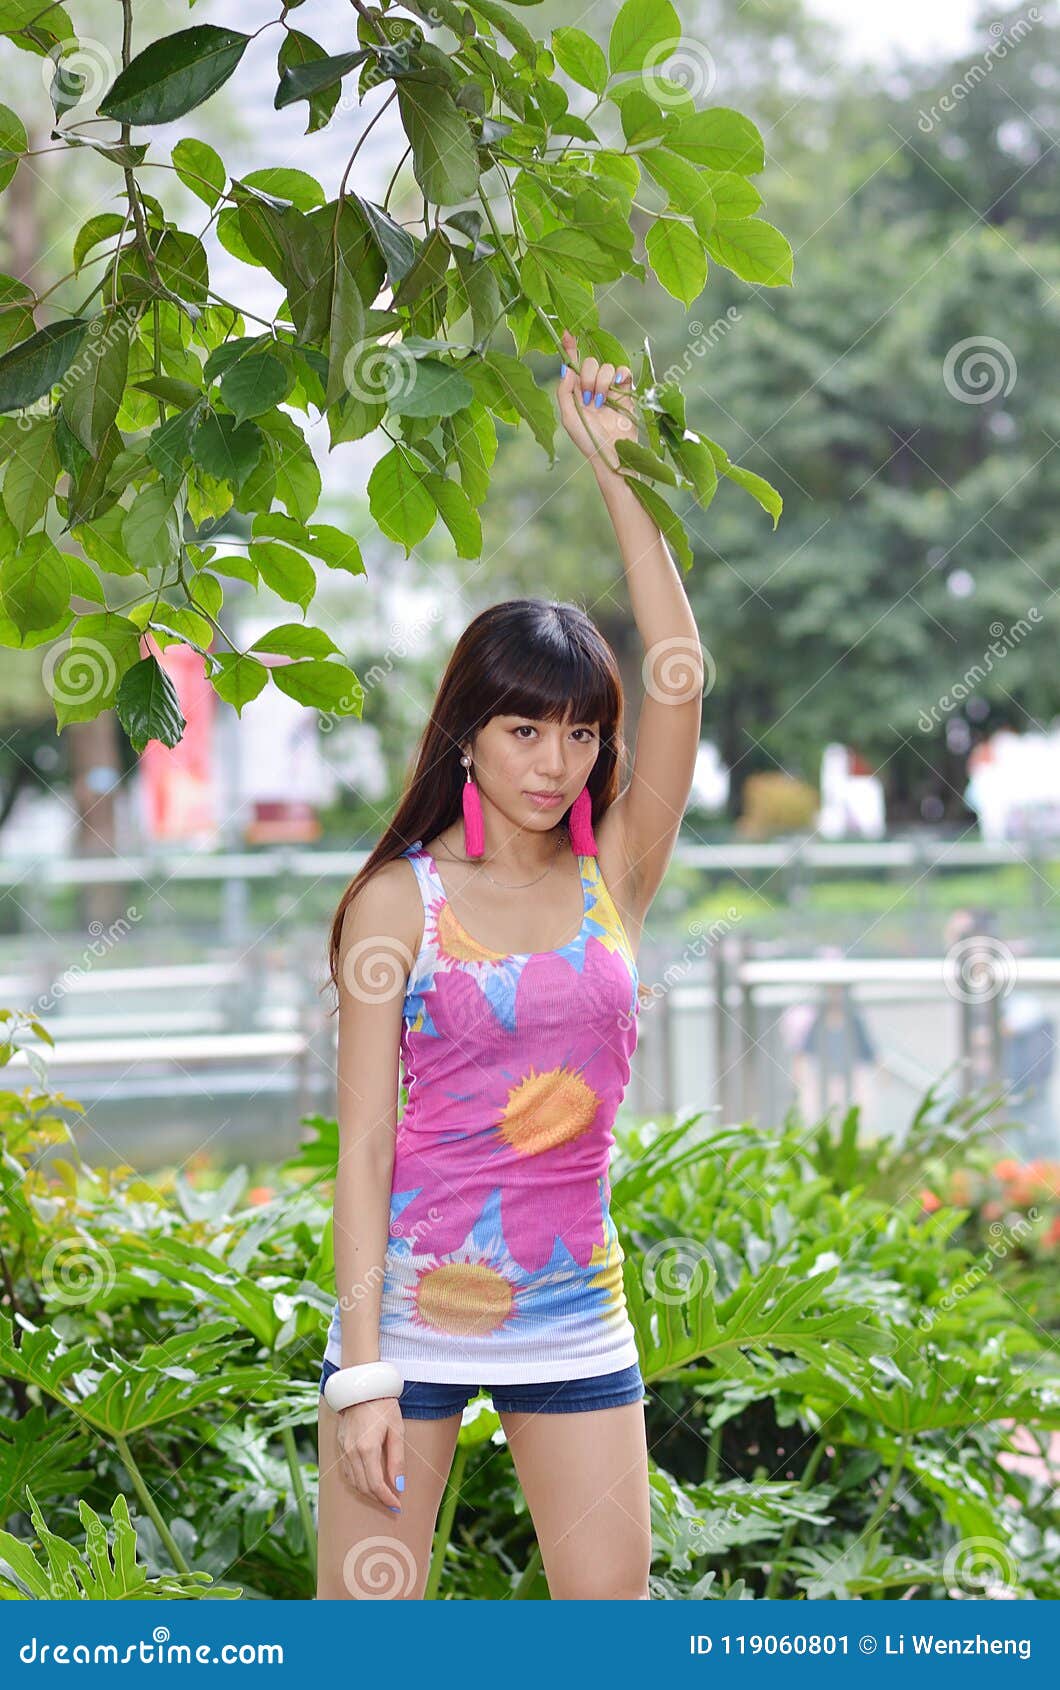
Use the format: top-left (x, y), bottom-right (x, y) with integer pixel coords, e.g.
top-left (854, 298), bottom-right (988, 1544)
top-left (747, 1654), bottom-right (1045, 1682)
top-left (316, 329), bottom-right (703, 1600)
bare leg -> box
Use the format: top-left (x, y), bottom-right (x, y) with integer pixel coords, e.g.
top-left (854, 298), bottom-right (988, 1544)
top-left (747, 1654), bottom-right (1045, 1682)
top-left (498, 1400), bottom-right (651, 1599)
top-left (316, 1398), bottom-right (462, 1599)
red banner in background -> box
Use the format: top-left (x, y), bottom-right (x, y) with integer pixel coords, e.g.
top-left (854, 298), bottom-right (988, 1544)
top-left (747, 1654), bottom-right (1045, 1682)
top-left (139, 637), bottom-right (217, 844)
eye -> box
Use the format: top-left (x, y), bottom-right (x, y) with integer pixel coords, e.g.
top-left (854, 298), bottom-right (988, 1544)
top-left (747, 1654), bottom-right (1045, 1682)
top-left (512, 724), bottom-right (536, 739)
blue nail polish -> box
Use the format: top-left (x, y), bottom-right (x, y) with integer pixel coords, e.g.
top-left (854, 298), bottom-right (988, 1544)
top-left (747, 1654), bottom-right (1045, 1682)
top-left (582, 389), bottom-right (591, 405)
top-left (615, 371), bottom-right (626, 384)
top-left (594, 392), bottom-right (604, 407)
top-left (388, 1505), bottom-right (400, 1513)
top-left (396, 1474), bottom-right (405, 1491)
top-left (560, 362), bottom-right (567, 375)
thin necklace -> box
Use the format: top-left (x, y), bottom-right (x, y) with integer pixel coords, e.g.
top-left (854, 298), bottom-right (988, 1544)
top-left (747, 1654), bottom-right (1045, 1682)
top-left (434, 827), bottom-right (568, 889)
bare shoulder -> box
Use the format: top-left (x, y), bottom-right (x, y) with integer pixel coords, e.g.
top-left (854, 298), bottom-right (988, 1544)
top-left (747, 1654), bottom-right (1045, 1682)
top-left (337, 853), bottom-right (424, 987)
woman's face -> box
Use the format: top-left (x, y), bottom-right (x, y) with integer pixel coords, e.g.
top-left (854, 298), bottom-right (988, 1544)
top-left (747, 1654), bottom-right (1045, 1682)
top-left (467, 712), bottom-right (601, 827)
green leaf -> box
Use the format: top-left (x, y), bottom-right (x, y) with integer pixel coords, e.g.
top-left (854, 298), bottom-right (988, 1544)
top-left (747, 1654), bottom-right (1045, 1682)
top-left (645, 217), bottom-right (706, 305)
top-left (274, 45), bottom-right (371, 110)
top-left (99, 27), bottom-right (250, 125)
top-left (615, 438), bottom-right (678, 485)
top-left (608, 0), bottom-right (681, 75)
top-left (665, 106), bottom-right (765, 174)
top-left (171, 136), bottom-right (226, 209)
top-left (0, 1489), bottom-right (237, 1600)
top-left (642, 149), bottom-right (716, 239)
top-left (625, 476), bottom-right (693, 572)
top-left (703, 435), bottom-right (783, 528)
top-left (49, 612), bottom-right (142, 728)
top-left (0, 530), bottom-right (70, 630)
top-left (132, 374), bottom-right (201, 409)
top-left (367, 446), bottom-right (436, 552)
top-left (0, 317), bottom-right (89, 412)
top-left (60, 309), bottom-right (131, 453)
top-left (424, 472), bottom-right (481, 558)
top-left (466, 1), bottom-right (537, 62)
top-left (0, 102), bottom-right (27, 193)
top-left (466, 350), bottom-right (555, 460)
top-left (241, 166), bottom-right (326, 212)
top-left (147, 402), bottom-right (202, 487)
top-left (388, 358), bottom-right (474, 419)
top-left (250, 623), bottom-right (340, 660)
top-left (705, 217), bottom-right (793, 286)
top-left (706, 170), bottom-right (762, 219)
top-left (253, 513), bottom-right (364, 576)
top-left (71, 212), bottom-right (125, 275)
top-left (669, 432), bottom-right (719, 507)
top-left (276, 31), bottom-right (342, 134)
top-left (396, 80), bottom-right (480, 205)
top-left (121, 483), bottom-right (180, 571)
top-left (249, 540), bottom-right (316, 612)
top-left (191, 412), bottom-right (263, 491)
top-left (116, 654), bottom-right (185, 751)
top-left (210, 651), bottom-right (269, 714)
top-left (444, 400), bottom-right (496, 507)
top-left (551, 27), bottom-right (608, 95)
top-left (533, 225), bottom-right (625, 284)
top-left (325, 217), bottom-right (367, 409)
top-left (270, 658), bottom-right (363, 714)
top-left (2, 417), bottom-right (58, 535)
top-left (258, 412), bottom-right (320, 521)
top-left (219, 352), bottom-right (289, 424)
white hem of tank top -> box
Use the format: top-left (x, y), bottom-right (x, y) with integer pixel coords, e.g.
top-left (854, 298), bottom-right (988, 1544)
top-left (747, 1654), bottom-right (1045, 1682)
top-left (321, 1336), bottom-right (642, 1384)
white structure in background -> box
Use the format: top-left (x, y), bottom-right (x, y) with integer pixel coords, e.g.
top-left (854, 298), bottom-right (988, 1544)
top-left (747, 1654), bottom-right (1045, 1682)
top-left (816, 743), bottom-right (886, 839)
top-left (232, 615), bottom-right (339, 842)
top-left (689, 741), bottom-right (730, 812)
top-left (965, 726), bottom-right (1060, 843)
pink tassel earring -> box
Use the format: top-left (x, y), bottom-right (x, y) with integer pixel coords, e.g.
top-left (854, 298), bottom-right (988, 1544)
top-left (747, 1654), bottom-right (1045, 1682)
top-left (460, 754), bottom-right (485, 857)
top-left (568, 784), bottom-right (598, 855)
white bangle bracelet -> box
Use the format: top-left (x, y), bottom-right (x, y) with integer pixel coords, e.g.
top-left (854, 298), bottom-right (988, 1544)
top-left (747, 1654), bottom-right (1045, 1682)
top-left (323, 1359), bottom-right (405, 1413)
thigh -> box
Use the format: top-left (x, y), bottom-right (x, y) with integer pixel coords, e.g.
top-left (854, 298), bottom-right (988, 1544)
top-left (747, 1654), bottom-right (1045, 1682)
top-left (498, 1400), bottom-right (652, 1600)
top-left (316, 1398), bottom-right (462, 1599)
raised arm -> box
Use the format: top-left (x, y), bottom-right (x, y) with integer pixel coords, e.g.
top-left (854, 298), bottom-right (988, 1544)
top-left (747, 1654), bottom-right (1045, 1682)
top-left (557, 328), bottom-right (704, 912)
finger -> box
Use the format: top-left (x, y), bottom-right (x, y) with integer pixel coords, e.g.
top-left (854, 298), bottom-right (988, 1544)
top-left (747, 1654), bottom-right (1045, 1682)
top-left (362, 1439), bottom-right (402, 1510)
top-left (387, 1422), bottom-right (406, 1501)
top-left (592, 361), bottom-right (616, 409)
top-left (578, 355), bottom-right (600, 405)
top-left (558, 326), bottom-right (578, 384)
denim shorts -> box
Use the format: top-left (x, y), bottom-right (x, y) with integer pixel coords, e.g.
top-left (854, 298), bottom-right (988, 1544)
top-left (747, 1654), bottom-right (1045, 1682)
top-left (319, 1357), bottom-right (645, 1418)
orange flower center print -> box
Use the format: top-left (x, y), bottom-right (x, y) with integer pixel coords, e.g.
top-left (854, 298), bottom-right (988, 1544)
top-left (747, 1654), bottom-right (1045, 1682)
top-left (496, 1064), bottom-right (600, 1155)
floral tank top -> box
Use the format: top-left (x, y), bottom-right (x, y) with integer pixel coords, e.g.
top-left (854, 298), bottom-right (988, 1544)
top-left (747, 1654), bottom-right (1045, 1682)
top-left (324, 835), bottom-right (642, 1384)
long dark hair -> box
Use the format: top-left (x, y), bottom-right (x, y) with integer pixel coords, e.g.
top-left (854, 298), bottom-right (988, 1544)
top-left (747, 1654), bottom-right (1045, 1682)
top-left (323, 598), bottom-right (626, 1012)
